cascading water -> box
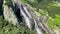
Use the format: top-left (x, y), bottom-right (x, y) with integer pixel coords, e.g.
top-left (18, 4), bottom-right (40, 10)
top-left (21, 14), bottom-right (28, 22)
top-left (20, 6), bottom-right (31, 29)
top-left (22, 5), bottom-right (32, 18)
top-left (8, 0), bottom-right (55, 34)
top-left (34, 19), bottom-right (42, 34)
top-left (20, 5), bottom-right (42, 34)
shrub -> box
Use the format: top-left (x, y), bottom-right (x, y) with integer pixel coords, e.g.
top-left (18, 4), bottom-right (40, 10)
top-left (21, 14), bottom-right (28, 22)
top-left (0, 16), bottom-right (37, 34)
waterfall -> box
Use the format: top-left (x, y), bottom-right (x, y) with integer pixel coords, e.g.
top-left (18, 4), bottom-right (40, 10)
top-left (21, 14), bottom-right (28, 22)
top-left (20, 5), bottom-right (42, 34)
top-left (20, 7), bottom-right (31, 29)
top-left (34, 19), bottom-right (42, 34)
top-left (22, 5), bottom-right (32, 18)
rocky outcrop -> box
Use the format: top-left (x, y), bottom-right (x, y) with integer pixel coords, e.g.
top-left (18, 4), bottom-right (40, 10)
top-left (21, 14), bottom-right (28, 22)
top-left (3, 5), bottom-right (18, 25)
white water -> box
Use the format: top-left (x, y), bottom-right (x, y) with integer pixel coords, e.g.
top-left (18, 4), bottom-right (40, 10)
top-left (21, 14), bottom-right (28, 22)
top-left (20, 7), bottom-right (31, 29)
top-left (20, 5), bottom-right (42, 34)
top-left (22, 5), bottom-right (32, 18)
top-left (34, 19), bottom-right (42, 34)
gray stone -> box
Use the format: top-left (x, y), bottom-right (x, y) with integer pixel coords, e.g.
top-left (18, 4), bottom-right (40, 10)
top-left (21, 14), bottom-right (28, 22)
top-left (3, 5), bottom-right (18, 25)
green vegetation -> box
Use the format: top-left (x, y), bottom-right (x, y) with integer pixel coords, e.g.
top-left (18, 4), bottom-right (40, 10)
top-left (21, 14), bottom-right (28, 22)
top-left (0, 16), bottom-right (37, 34)
top-left (0, 0), bottom-right (60, 34)
top-left (22, 0), bottom-right (60, 29)
top-left (47, 14), bottom-right (60, 29)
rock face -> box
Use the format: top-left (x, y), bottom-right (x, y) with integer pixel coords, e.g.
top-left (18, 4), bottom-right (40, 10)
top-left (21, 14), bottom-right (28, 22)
top-left (3, 5), bottom-right (18, 25)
